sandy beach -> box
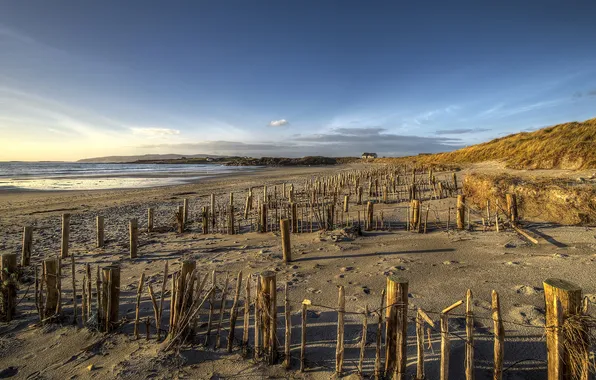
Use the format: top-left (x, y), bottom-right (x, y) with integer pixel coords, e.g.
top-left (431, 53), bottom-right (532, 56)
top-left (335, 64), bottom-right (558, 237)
top-left (0, 163), bottom-right (595, 379)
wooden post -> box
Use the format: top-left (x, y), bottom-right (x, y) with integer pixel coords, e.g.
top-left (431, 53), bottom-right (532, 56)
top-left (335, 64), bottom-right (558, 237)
top-left (259, 271), bottom-right (277, 364)
top-left (94, 215), bottom-right (104, 248)
top-left (440, 300), bottom-right (464, 380)
top-left (335, 285), bottom-right (345, 377)
top-left (300, 299), bottom-right (310, 372)
top-left (227, 271), bottom-right (243, 352)
top-left (375, 289), bottom-right (385, 380)
top-left (242, 274), bottom-right (251, 357)
top-left (280, 219), bottom-right (291, 263)
top-left (210, 194), bottom-right (216, 229)
top-left (254, 275), bottom-right (261, 359)
top-left (21, 226), bottom-right (33, 266)
top-left (492, 290), bottom-right (504, 380)
top-left (70, 254), bottom-right (77, 326)
top-left (291, 202), bottom-right (298, 233)
top-left (61, 213), bottom-right (70, 258)
top-left (440, 314), bottom-right (449, 380)
top-left (366, 201), bottom-right (374, 231)
top-left (411, 199), bottom-right (420, 232)
top-left (457, 195), bottom-right (466, 230)
top-left (228, 193), bottom-right (235, 235)
top-left (147, 208), bottom-right (154, 233)
top-left (104, 265), bottom-right (121, 332)
top-left (215, 274), bottom-right (230, 349)
top-left (134, 273), bottom-right (145, 339)
top-left (43, 257), bottom-right (59, 317)
top-left (183, 198), bottom-right (189, 226)
top-left (416, 308), bottom-right (435, 380)
top-left (284, 282), bottom-right (291, 369)
top-left (358, 305), bottom-right (368, 377)
top-left (465, 289), bottom-right (475, 380)
top-left (506, 193), bottom-right (518, 224)
top-left (129, 219), bottom-right (138, 258)
top-left (385, 276), bottom-right (408, 378)
top-left (1, 254), bottom-right (17, 320)
top-left (343, 195), bottom-right (349, 213)
top-left (202, 206), bottom-right (209, 234)
top-left (543, 278), bottom-right (582, 379)
top-left (260, 203), bottom-right (268, 233)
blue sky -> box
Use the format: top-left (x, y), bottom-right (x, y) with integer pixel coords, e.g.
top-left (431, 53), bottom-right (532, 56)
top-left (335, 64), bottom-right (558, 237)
top-left (1, 1), bottom-right (596, 160)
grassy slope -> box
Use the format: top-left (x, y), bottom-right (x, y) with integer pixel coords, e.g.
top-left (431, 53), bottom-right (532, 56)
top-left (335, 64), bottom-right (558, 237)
top-left (380, 118), bottom-right (596, 169)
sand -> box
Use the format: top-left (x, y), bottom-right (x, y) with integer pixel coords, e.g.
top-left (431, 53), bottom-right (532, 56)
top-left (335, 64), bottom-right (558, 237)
top-left (0, 163), bottom-right (595, 379)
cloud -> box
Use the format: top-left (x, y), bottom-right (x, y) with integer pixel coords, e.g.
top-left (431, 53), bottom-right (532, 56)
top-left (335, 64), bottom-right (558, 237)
top-left (573, 90), bottom-right (596, 98)
top-left (131, 127), bottom-right (180, 136)
top-left (137, 127), bottom-right (463, 158)
top-left (268, 119), bottom-right (289, 127)
top-left (434, 128), bottom-right (491, 135)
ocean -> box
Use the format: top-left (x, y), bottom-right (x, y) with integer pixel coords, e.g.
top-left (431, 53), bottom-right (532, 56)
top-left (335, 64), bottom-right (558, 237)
top-left (0, 162), bottom-right (260, 191)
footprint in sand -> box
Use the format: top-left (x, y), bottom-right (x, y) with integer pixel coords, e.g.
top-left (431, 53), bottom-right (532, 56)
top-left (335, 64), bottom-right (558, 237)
top-left (508, 304), bottom-right (545, 327)
top-left (513, 285), bottom-right (544, 296)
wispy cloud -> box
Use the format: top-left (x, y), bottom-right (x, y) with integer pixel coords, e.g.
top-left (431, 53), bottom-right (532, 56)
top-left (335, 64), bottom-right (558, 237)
top-left (138, 127), bottom-right (463, 157)
top-left (268, 119), bottom-right (289, 127)
top-left (411, 105), bottom-right (460, 125)
top-left (435, 128), bottom-right (491, 135)
top-left (131, 127), bottom-right (180, 136)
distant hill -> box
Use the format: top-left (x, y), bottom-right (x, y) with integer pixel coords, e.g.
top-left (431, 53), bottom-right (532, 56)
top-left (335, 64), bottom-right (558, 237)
top-left (378, 117), bottom-right (596, 169)
top-left (78, 154), bottom-right (224, 163)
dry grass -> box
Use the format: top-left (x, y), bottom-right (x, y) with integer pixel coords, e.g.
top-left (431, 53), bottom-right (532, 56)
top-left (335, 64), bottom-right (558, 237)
top-left (463, 173), bottom-right (596, 226)
top-left (377, 117), bottom-right (596, 169)
top-left (561, 313), bottom-right (596, 378)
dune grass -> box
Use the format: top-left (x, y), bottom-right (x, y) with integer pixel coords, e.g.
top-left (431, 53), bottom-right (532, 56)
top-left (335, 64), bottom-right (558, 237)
top-left (379, 118), bottom-right (596, 169)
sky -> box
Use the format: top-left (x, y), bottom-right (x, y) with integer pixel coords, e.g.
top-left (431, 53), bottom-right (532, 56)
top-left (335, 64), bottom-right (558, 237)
top-left (1, 1), bottom-right (596, 161)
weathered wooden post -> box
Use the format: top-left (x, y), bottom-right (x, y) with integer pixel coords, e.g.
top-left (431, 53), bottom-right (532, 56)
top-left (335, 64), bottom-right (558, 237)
top-left (259, 271), bottom-right (277, 364)
top-left (366, 201), bottom-right (374, 231)
top-left (242, 274), bottom-right (251, 358)
top-left (492, 290), bottom-right (504, 380)
top-left (457, 195), bottom-right (466, 230)
top-left (210, 193), bottom-right (216, 229)
top-left (291, 202), bottom-right (298, 233)
top-left (96, 215), bottom-right (105, 247)
top-left (506, 193), bottom-right (518, 224)
top-left (416, 309), bottom-right (435, 380)
top-left (411, 199), bottom-right (421, 232)
top-left (452, 172), bottom-right (458, 194)
top-left (543, 278), bottom-right (582, 380)
top-left (21, 226), bottom-right (33, 266)
top-left (283, 282), bottom-right (291, 369)
top-left (61, 213), bottom-right (70, 258)
top-left (465, 289), bottom-right (474, 380)
top-left (440, 300), bottom-right (464, 380)
top-left (301, 299), bottom-right (310, 372)
top-left (147, 208), bottom-right (154, 233)
top-left (260, 203), bottom-right (268, 233)
top-left (176, 205), bottom-right (184, 233)
top-left (358, 305), bottom-right (368, 376)
top-left (102, 265), bottom-right (120, 332)
top-left (280, 219), bottom-right (291, 263)
top-left (129, 219), bottom-right (138, 258)
top-left (229, 193), bottom-right (235, 235)
top-left (202, 206), bottom-right (209, 234)
top-left (43, 257), bottom-right (59, 317)
top-left (227, 270), bottom-right (243, 352)
top-left (385, 276), bottom-right (408, 378)
top-left (335, 285), bottom-right (345, 377)
top-left (1, 254), bottom-right (17, 319)
top-left (134, 273), bottom-right (145, 339)
top-left (183, 198), bottom-right (189, 226)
